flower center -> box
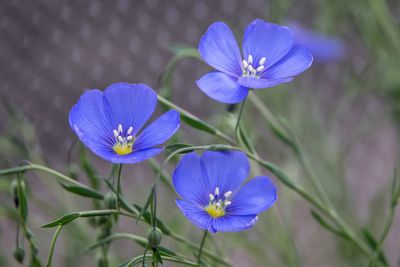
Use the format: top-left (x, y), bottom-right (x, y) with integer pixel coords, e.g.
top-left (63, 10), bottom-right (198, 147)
top-left (112, 124), bottom-right (134, 155)
top-left (242, 54), bottom-right (266, 78)
top-left (204, 187), bottom-right (232, 218)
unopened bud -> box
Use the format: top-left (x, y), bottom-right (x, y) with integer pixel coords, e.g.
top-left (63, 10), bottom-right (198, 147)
top-left (10, 179), bottom-right (26, 208)
top-left (147, 228), bottom-right (162, 250)
top-left (13, 247), bottom-right (25, 263)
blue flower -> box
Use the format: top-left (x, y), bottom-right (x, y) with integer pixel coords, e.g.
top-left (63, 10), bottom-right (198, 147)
top-left (289, 22), bottom-right (346, 63)
top-left (173, 150), bottom-right (277, 233)
top-left (69, 82), bottom-right (180, 164)
top-left (196, 19), bottom-right (313, 104)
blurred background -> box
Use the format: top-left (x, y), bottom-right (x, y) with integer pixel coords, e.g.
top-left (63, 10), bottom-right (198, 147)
top-left (1, 0), bottom-right (400, 266)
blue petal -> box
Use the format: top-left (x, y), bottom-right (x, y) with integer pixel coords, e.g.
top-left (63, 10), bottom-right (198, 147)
top-left (173, 152), bottom-right (212, 206)
top-left (103, 83), bottom-right (157, 135)
top-left (242, 19), bottom-right (294, 70)
top-left (107, 147), bottom-right (162, 164)
top-left (199, 22), bottom-right (243, 77)
top-left (201, 151), bottom-right (249, 195)
top-left (196, 72), bottom-right (248, 104)
top-left (134, 110), bottom-right (181, 150)
top-left (227, 176), bottom-right (277, 215)
top-left (237, 76), bottom-right (293, 89)
top-left (69, 89), bottom-right (115, 160)
top-left (262, 44), bottom-right (313, 80)
top-left (176, 199), bottom-right (213, 231)
top-left (211, 214), bottom-right (258, 232)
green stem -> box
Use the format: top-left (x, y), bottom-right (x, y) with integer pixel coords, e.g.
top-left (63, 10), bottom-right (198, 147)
top-left (157, 95), bottom-right (235, 145)
top-left (368, 206), bottom-right (396, 265)
top-left (0, 162), bottom-right (231, 266)
top-left (244, 151), bottom-right (372, 257)
top-left (196, 231), bottom-right (208, 264)
top-left (0, 163), bottom-right (89, 189)
top-left (247, 93), bottom-right (374, 258)
top-left (234, 96), bottom-right (248, 140)
top-left (169, 232), bottom-right (232, 267)
top-left (116, 164), bottom-right (123, 211)
top-left (46, 225), bottom-right (63, 267)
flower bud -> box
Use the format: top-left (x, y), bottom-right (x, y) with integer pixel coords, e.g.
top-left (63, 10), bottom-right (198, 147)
top-left (10, 179), bottom-right (26, 208)
top-left (147, 228), bottom-right (162, 250)
top-left (104, 191), bottom-right (117, 210)
top-left (13, 247), bottom-right (25, 263)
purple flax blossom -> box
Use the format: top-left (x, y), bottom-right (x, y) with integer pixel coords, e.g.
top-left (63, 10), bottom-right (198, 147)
top-left (173, 150), bottom-right (277, 233)
top-left (196, 19), bottom-right (313, 104)
top-left (69, 82), bottom-right (180, 164)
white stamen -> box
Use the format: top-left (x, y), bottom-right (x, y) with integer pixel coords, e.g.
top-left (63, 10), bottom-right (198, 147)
top-left (256, 65), bottom-right (265, 72)
top-left (127, 126), bottom-right (133, 135)
top-left (118, 124), bottom-right (123, 133)
top-left (113, 129), bottom-right (119, 138)
top-left (247, 65), bottom-right (255, 72)
top-left (259, 57), bottom-right (266, 66)
top-left (224, 201), bottom-right (232, 207)
top-left (127, 136), bottom-right (133, 141)
top-left (214, 187), bottom-right (220, 196)
top-left (248, 55), bottom-right (253, 64)
top-left (224, 191), bottom-right (232, 198)
top-left (242, 60), bottom-right (248, 69)
top-left (118, 136), bottom-right (124, 142)
top-left (209, 194), bottom-right (214, 201)
top-left (216, 202), bottom-right (221, 207)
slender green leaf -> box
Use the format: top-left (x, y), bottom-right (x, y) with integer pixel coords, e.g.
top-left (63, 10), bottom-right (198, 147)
top-left (391, 169), bottom-right (400, 207)
top-left (17, 176), bottom-right (28, 222)
top-left (41, 213), bottom-right (80, 228)
top-left (103, 179), bottom-right (139, 215)
top-left (181, 115), bottom-right (217, 135)
top-left (310, 210), bottom-right (348, 239)
top-left (154, 249), bottom-right (163, 264)
top-left (168, 45), bottom-right (199, 58)
top-left (133, 204), bottom-right (171, 235)
top-left (79, 145), bottom-right (100, 190)
top-left (136, 185), bottom-right (155, 224)
top-left (238, 127), bottom-right (256, 153)
top-left (165, 143), bottom-right (194, 154)
top-left (59, 182), bottom-right (103, 200)
top-left (362, 228), bottom-right (389, 266)
top-left (208, 144), bottom-right (234, 151)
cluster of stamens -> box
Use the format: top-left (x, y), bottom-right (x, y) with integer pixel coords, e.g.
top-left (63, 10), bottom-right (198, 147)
top-left (112, 124), bottom-right (134, 155)
top-left (242, 54), bottom-right (266, 77)
top-left (204, 187), bottom-right (232, 218)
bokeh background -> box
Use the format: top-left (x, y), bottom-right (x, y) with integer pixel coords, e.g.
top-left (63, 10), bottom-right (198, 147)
top-left (1, 0), bottom-right (400, 266)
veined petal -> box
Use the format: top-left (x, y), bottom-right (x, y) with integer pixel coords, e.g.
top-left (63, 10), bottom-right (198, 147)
top-left (196, 72), bottom-right (248, 104)
top-left (107, 147), bottom-right (162, 164)
top-left (173, 152), bottom-right (212, 206)
top-left (103, 83), bottom-right (157, 135)
top-left (176, 200), bottom-right (213, 231)
top-left (69, 89), bottom-right (115, 159)
top-left (227, 176), bottom-right (277, 215)
top-left (134, 110), bottom-right (180, 150)
top-left (199, 22), bottom-right (243, 77)
top-left (262, 43), bottom-right (313, 80)
top-left (243, 19), bottom-right (294, 70)
top-left (211, 214), bottom-right (258, 232)
top-left (201, 151), bottom-right (249, 195)
top-left (237, 76), bottom-right (293, 89)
